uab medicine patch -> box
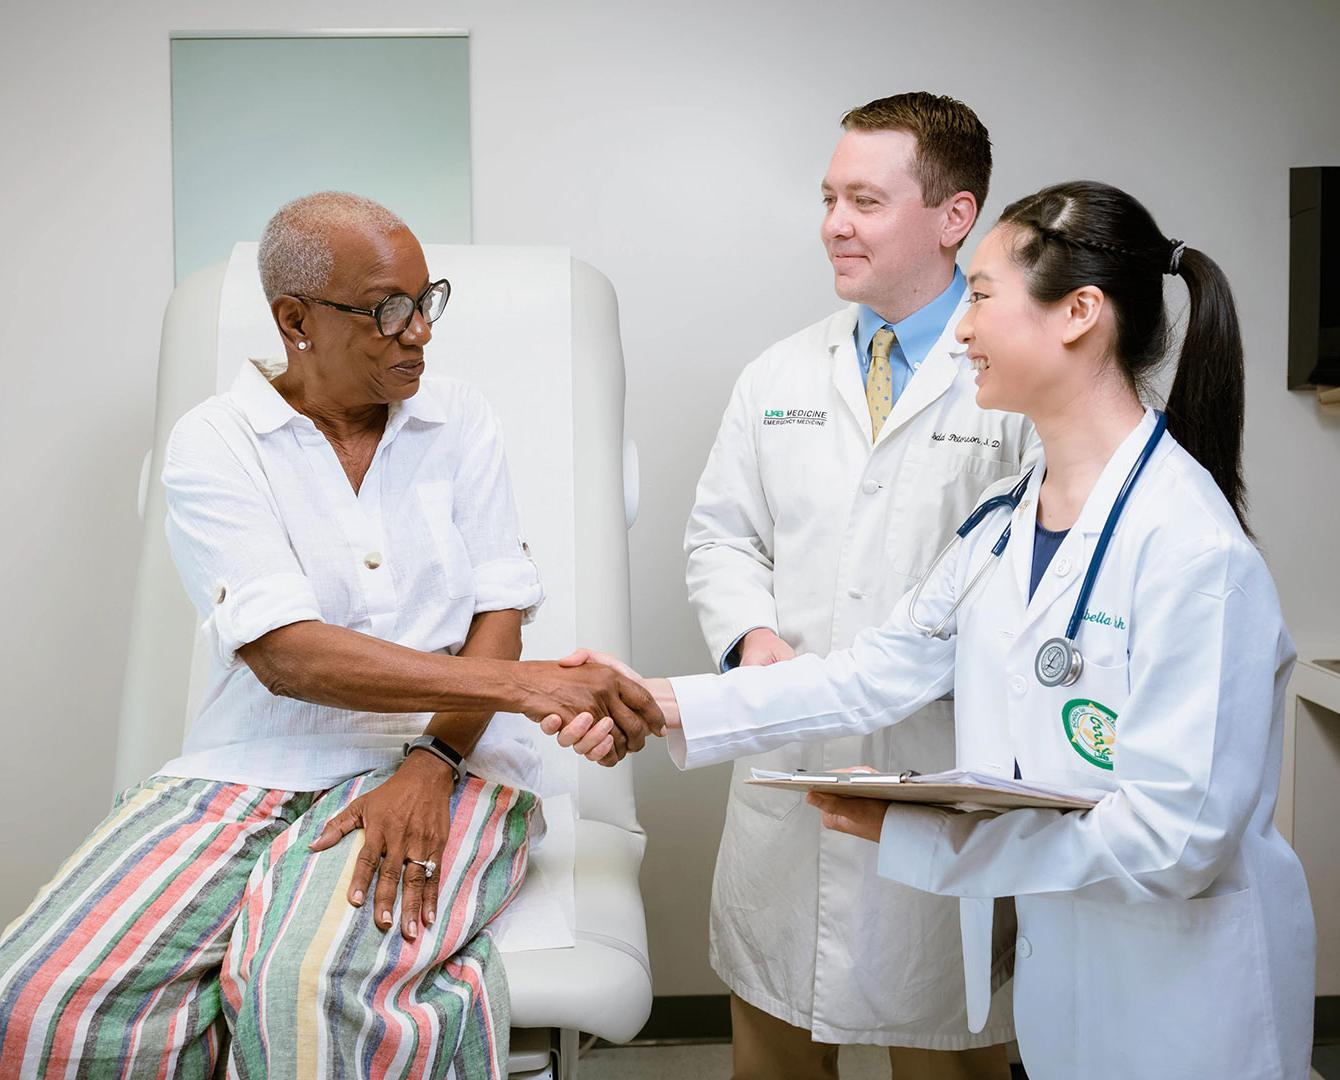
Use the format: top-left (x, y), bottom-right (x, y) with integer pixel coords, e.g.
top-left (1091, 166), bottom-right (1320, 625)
top-left (1061, 698), bottom-right (1117, 770)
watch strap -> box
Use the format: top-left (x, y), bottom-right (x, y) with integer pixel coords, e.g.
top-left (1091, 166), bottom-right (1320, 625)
top-left (402, 735), bottom-right (468, 785)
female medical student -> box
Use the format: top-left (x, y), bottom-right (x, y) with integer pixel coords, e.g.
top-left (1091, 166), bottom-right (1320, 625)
top-left (555, 180), bottom-right (1316, 1078)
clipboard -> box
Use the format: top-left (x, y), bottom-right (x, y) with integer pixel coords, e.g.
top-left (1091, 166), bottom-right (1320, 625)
top-left (745, 768), bottom-right (1102, 812)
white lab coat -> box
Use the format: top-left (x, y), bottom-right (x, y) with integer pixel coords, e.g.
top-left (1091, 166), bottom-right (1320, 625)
top-left (671, 410), bottom-right (1315, 1080)
top-left (684, 300), bottom-right (1036, 1045)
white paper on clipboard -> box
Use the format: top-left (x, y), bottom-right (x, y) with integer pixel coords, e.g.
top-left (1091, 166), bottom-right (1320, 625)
top-left (747, 768), bottom-right (1105, 812)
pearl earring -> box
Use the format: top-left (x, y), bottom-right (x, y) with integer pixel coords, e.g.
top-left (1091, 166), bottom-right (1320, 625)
top-left (297, 341), bottom-right (308, 351)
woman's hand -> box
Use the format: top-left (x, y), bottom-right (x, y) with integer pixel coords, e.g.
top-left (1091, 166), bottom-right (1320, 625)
top-left (807, 792), bottom-right (887, 844)
top-left (308, 750), bottom-right (457, 941)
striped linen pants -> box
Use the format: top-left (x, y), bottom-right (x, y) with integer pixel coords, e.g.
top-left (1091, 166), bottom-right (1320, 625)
top-left (0, 767), bottom-right (535, 1079)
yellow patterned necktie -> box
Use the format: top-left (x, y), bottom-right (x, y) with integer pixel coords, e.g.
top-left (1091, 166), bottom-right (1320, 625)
top-left (867, 327), bottom-right (897, 441)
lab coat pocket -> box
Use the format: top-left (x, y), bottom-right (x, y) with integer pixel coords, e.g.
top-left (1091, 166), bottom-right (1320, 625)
top-left (736, 784), bottom-right (803, 822)
top-left (885, 451), bottom-right (1015, 579)
top-left (416, 480), bottom-right (476, 599)
top-left (732, 755), bottom-right (804, 822)
top-left (1044, 658), bottom-right (1128, 788)
top-left (1072, 890), bottom-right (1277, 1077)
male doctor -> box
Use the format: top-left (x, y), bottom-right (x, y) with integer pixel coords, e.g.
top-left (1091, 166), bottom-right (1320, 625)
top-left (684, 93), bottom-right (1036, 1078)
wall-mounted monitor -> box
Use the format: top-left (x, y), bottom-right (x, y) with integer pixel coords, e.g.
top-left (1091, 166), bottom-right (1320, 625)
top-left (1289, 166), bottom-right (1340, 389)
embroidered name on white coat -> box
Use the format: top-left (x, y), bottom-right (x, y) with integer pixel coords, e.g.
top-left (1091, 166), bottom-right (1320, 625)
top-left (931, 430), bottom-right (1001, 449)
top-left (762, 408), bottom-right (829, 427)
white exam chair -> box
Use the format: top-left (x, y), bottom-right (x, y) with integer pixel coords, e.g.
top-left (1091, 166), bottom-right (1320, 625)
top-left (115, 244), bottom-right (653, 1079)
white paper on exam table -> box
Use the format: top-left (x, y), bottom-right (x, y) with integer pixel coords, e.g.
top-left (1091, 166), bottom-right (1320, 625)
top-left (747, 768), bottom-right (1106, 812)
top-left (490, 792), bottom-right (577, 954)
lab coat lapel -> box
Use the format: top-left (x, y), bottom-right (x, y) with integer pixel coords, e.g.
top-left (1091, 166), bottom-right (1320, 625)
top-left (826, 306), bottom-right (876, 439)
top-left (1067, 408), bottom-right (1161, 539)
top-left (1017, 530), bottom-right (1094, 640)
top-left (1010, 409), bottom-right (1160, 641)
top-left (873, 298), bottom-right (969, 447)
top-left (1005, 464), bottom-right (1045, 619)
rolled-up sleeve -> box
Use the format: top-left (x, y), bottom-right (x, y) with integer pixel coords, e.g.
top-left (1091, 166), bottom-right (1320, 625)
top-left (163, 413), bottom-right (322, 665)
top-left (449, 389), bottom-right (545, 622)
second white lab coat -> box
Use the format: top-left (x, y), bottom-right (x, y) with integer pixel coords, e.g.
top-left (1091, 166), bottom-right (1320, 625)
top-left (671, 411), bottom-right (1315, 1080)
top-left (684, 300), bottom-right (1035, 1045)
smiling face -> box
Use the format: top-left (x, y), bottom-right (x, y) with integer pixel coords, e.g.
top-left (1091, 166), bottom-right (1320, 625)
top-left (956, 225), bottom-right (1100, 416)
top-left (820, 129), bottom-right (958, 320)
top-left (294, 225), bottom-right (433, 406)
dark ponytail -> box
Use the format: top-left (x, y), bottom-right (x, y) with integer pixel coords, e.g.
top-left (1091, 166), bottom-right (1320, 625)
top-left (1163, 247), bottom-right (1249, 534)
top-left (997, 181), bottom-right (1251, 535)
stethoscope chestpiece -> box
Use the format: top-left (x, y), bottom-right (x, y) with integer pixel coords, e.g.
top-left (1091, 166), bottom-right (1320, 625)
top-left (1035, 637), bottom-right (1083, 688)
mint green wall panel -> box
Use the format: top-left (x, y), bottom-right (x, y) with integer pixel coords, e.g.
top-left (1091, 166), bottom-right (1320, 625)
top-left (171, 34), bottom-right (470, 282)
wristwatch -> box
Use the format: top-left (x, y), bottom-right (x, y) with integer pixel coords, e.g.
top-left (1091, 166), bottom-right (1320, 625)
top-left (402, 735), bottom-right (468, 786)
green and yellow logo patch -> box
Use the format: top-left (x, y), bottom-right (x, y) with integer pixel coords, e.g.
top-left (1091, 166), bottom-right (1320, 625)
top-left (1061, 698), bottom-right (1117, 770)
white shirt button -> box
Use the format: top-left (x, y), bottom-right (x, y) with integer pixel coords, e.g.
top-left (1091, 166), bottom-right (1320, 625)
top-left (363, 551), bottom-right (383, 570)
top-left (1017, 935), bottom-right (1033, 959)
top-left (847, 587), bottom-right (864, 600)
top-left (213, 584), bottom-right (227, 604)
top-left (1010, 675), bottom-right (1027, 695)
top-left (861, 479), bottom-right (880, 495)
top-left (1054, 556), bottom-right (1073, 576)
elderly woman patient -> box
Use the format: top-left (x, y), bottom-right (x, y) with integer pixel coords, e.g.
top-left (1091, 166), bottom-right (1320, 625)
top-left (0, 192), bottom-right (660, 1078)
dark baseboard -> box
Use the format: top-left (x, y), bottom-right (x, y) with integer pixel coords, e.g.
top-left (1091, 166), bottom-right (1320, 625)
top-left (628, 994), bottom-right (732, 1044)
top-left (615, 993), bottom-right (1340, 1048)
top-left (1320, 995), bottom-right (1340, 1044)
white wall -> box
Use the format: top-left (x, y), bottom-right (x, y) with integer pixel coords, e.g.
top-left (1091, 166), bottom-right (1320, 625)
top-left (2, 0), bottom-right (1338, 999)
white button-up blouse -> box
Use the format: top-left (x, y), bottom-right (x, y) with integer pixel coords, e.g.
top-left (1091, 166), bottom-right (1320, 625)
top-left (156, 360), bottom-right (545, 793)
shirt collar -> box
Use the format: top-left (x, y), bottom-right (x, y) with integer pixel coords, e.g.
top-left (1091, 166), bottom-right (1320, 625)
top-left (392, 378), bottom-right (450, 425)
top-left (229, 359), bottom-right (299, 434)
top-left (227, 359), bottom-right (450, 435)
top-left (855, 266), bottom-right (967, 367)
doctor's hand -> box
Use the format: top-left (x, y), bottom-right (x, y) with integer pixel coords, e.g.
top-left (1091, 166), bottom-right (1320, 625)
top-left (537, 649), bottom-right (676, 766)
top-left (737, 628), bottom-right (796, 667)
top-left (807, 791), bottom-right (886, 844)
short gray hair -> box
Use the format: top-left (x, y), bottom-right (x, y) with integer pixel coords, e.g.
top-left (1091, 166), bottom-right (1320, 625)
top-left (257, 191), bottom-right (407, 302)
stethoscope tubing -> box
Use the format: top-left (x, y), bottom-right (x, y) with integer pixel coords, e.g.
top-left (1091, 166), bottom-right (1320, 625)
top-left (909, 413), bottom-right (1167, 657)
top-left (907, 471), bottom-right (1033, 639)
top-left (1061, 411), bottom-right (1168, 642)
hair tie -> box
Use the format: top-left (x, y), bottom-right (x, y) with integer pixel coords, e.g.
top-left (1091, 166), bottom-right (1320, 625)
top-left (1166, 239), bottom-right (1187, 276)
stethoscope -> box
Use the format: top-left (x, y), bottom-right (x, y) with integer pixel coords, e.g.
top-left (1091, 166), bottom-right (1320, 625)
top-left (908, 412), bottom-right (1168, 688)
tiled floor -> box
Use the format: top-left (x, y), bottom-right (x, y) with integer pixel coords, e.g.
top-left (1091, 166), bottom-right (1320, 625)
top-left (578, 1041), bottom-right (1338, 1079)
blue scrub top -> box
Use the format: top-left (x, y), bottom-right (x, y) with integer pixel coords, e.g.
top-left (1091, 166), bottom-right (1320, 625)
top-left (1029, 523), bottom-right (1070, 602)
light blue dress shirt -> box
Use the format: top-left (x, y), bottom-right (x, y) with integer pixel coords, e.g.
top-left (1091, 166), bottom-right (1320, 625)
top-left (854, 266), bottom-right (967, 402)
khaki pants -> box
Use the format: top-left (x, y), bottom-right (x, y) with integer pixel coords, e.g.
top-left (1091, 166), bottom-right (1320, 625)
top-left (730, 995), bottom-right (1011, 1080)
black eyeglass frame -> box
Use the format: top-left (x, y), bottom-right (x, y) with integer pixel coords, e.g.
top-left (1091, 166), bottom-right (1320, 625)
top-left (297, 278), bottom-right (452, 337)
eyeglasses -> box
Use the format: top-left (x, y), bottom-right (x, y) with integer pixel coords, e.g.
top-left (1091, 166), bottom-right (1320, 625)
top-left (298, 278), bottom-right (451, 337)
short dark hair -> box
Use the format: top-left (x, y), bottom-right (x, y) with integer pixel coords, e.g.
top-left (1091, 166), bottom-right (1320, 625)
top-left (841, 92), bottom-right (992, 211)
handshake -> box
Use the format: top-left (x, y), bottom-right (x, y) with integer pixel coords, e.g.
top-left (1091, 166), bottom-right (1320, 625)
top-left (515, 649), bottom-right (679, 767)
top-left (513, 629), bottom-right (792, 766)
